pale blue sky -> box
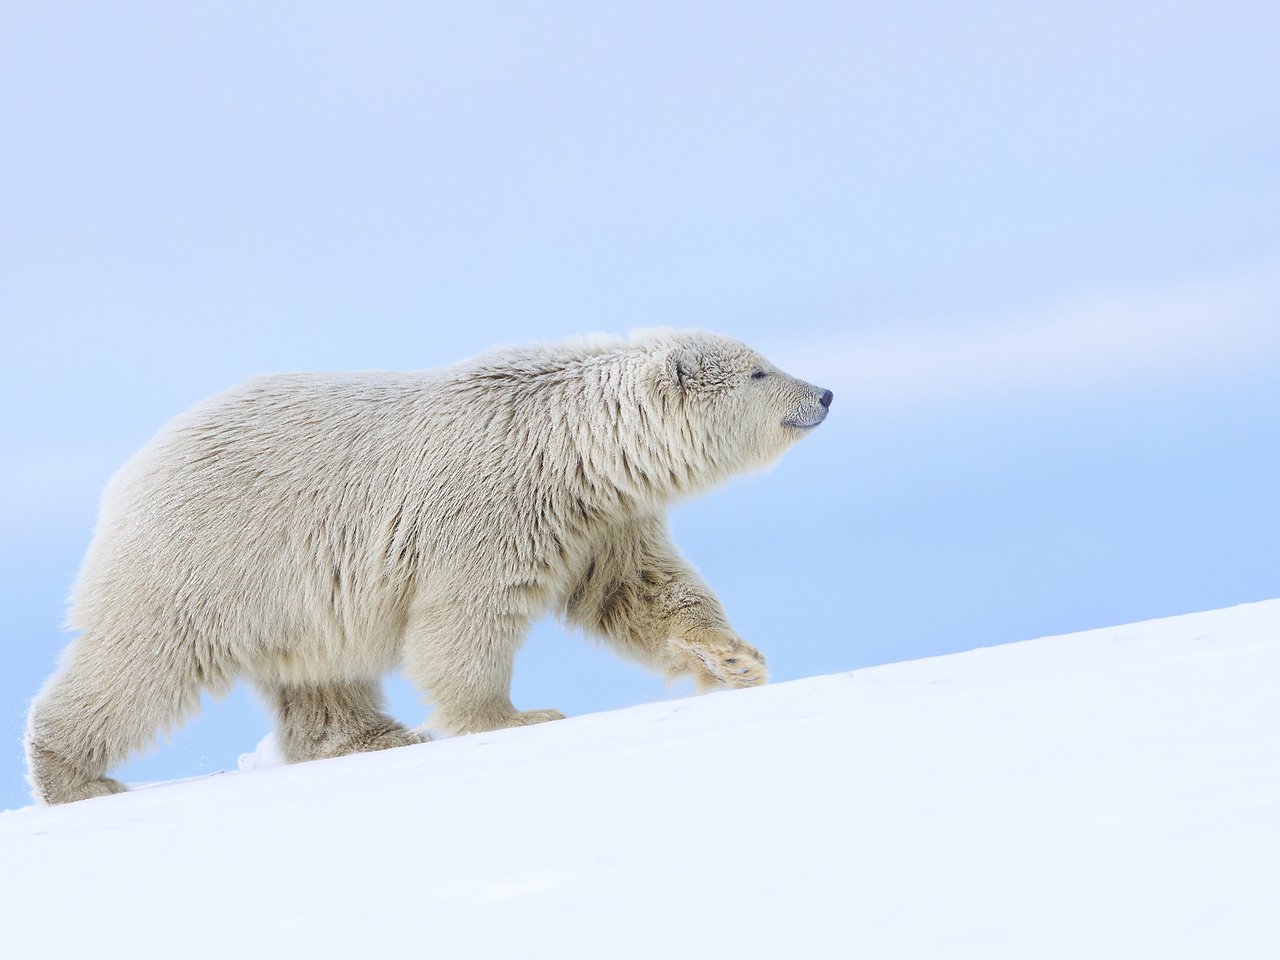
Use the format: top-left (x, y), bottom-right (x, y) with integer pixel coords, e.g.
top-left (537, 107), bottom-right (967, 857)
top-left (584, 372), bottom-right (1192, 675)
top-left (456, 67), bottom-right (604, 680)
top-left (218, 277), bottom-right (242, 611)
top-left (2, 2), bottom-right (1277, 809)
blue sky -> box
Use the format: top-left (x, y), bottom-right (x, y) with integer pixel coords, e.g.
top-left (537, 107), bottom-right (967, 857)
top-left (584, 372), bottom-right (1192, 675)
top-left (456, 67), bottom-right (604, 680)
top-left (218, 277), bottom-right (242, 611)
top-left (2, 2), bottom-right (1277, 809)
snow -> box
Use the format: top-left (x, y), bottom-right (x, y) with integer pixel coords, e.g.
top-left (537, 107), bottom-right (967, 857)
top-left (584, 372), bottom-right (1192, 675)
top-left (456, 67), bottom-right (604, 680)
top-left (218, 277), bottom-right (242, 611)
top-left (3, 600), bottom-right (1278, 958)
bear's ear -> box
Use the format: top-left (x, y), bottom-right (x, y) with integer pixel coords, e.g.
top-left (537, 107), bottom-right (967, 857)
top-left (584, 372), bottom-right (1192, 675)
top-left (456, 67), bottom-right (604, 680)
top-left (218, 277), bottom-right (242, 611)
top-left (665, 346), bottom-right (702, 392)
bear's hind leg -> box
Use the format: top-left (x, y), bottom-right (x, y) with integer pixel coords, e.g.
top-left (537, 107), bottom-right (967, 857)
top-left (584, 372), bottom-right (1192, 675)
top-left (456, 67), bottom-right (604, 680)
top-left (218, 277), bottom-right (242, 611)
top-left (260, 679), bottom-right (429, 764)
top-left (25, 632), bottom-right (212, 805)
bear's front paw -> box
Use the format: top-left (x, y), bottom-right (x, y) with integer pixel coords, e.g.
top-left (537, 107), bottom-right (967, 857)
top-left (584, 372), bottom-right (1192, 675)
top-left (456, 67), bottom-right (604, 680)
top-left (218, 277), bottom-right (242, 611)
top-left (433, 706), bottom-right (566, 735)
top-left (512, 708), bottom-right (567, 726)
top-left (674, 630), bottom-right (768, 690)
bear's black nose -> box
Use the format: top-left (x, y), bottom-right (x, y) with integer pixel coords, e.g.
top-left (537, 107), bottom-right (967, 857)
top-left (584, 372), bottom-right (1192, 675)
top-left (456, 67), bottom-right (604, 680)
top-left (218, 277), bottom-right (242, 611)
top-left (820, 389), bottom-right (833, 408)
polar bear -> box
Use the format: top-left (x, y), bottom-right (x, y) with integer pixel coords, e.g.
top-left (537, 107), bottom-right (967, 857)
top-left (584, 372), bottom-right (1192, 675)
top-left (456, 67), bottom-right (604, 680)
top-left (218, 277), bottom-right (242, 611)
top-left (26, 329), bottom-right (833, 804)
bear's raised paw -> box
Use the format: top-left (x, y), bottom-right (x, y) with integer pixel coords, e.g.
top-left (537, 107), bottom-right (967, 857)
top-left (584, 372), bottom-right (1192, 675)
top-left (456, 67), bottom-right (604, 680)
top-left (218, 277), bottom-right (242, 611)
top-left (674, 630), bottom-right (768, 690)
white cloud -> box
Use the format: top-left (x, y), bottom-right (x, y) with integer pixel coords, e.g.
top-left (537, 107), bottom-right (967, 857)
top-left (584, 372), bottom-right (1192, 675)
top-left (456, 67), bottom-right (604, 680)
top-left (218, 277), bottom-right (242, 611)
top-left (769, 262), bottom-right (1280, 411)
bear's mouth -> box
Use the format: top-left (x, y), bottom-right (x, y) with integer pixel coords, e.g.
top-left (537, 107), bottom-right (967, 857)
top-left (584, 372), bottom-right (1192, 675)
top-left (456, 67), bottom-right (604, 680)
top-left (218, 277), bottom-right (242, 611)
top-left (782, 408), bottom-right (828, 430)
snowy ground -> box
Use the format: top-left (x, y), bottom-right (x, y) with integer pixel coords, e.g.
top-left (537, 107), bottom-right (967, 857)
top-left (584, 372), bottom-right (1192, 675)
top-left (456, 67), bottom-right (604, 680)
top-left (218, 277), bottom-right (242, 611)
top-left (2, 600), bottom-right (1277, 958)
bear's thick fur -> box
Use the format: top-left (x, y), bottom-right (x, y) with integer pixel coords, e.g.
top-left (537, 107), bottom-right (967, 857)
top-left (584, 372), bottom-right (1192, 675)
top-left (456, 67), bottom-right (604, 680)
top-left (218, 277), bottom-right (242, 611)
top-left (26, 329), bottom-right (832, 803)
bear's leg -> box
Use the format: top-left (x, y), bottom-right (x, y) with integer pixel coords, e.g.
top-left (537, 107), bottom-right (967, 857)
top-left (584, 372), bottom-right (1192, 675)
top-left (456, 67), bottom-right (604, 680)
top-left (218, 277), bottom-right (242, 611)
top-left (25, 632), bottom-right (212, 805)
top-left (567, 516), bottom-right (768, 689)
top-left (402, 607), bottom-right (564, 736)
top-left (260, 679), bottom-right (430, 764)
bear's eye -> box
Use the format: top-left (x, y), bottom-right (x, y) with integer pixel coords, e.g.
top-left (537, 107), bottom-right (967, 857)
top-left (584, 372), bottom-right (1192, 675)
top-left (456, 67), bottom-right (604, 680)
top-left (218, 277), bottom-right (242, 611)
top-left (750, 369), bottom-right (767, 380)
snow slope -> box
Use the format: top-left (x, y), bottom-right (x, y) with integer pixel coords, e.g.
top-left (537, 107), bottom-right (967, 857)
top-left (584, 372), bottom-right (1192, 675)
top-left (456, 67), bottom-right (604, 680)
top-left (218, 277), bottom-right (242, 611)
top-left (2, 600), bottom-right (1278, 959)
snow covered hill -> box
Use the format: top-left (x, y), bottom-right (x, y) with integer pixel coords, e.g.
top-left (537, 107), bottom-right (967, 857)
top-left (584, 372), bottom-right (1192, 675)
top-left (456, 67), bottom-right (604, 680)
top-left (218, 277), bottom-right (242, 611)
top-left (2, 601), bottom-right (1278, 959)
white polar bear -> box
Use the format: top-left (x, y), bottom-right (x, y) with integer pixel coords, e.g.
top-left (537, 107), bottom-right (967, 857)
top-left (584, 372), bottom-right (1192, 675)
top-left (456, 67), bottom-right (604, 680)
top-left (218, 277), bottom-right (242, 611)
top-left (26, 329), bottom-right (833, 804)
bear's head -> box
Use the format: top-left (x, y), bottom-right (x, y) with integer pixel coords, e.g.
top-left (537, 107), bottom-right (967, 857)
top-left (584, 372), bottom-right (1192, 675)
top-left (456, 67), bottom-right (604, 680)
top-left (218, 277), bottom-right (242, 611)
top-left (630, 329), bottom-right (832, 491)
